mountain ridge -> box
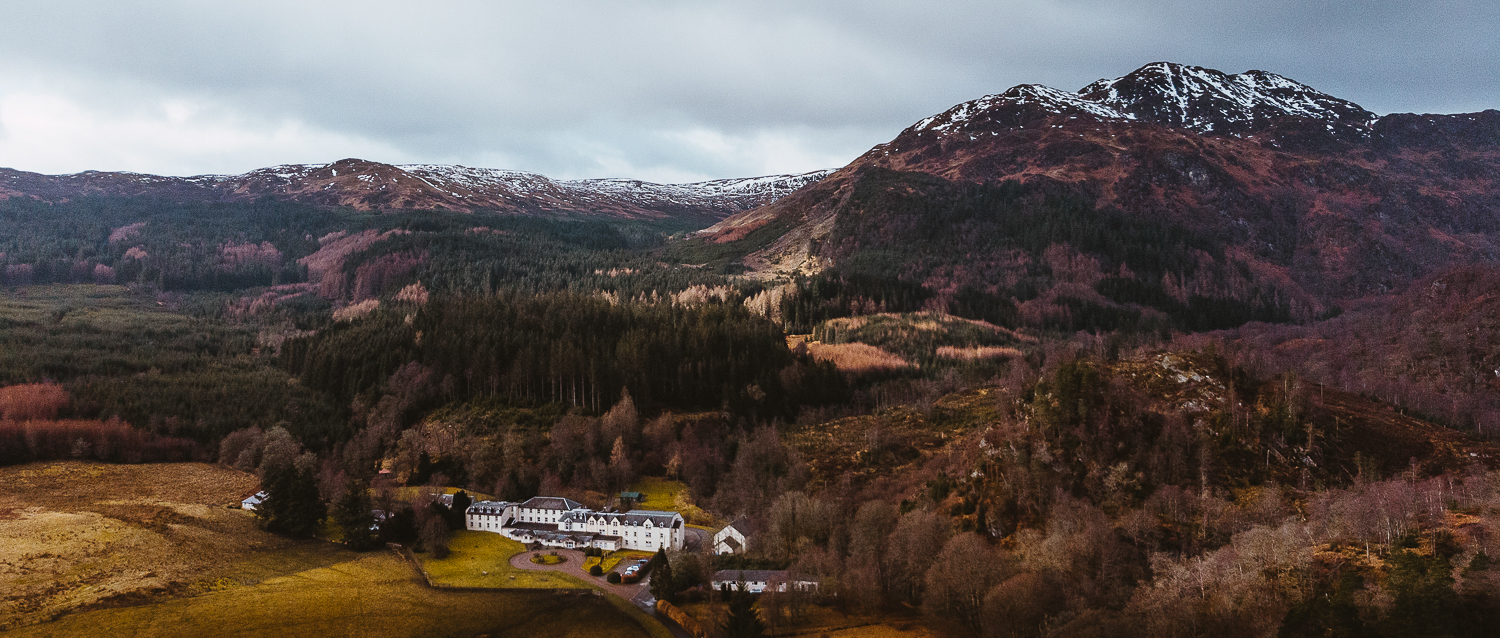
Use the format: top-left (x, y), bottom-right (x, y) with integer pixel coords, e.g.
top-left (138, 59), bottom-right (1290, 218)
top-left (699, 62), bottom-right (1500, 319)
top-left (0, 158), bottom-right (834, 221)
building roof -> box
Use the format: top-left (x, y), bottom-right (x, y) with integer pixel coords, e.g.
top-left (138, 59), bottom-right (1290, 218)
top-left (520, 496), bottom-right (584, 511)
top-left (722, 515), bottom-right (758, 538)
top-left (467, 500), bottom-right (515, 515)
top-left (712, 569), bottom-right (789, 583)
top-left (720, 536), bottom-right (742, 552)
top-left (594, 510), bottom-right (682, 528)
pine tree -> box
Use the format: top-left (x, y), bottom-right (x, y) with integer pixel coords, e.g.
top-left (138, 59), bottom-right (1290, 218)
top-left (257, 453), bottom-right (326, 538)
top-left (650, 548), bottom-right (674, 602)
top-left (723, 582), bottom-right (766, 638)
top-left (333, 479), bottom-right (378, 551)
top-left (449, 490), bottom-right (473, 529)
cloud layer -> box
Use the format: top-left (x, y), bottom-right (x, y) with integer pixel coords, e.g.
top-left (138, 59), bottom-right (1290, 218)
top-left (1, 1), bottom-right (1495, 181)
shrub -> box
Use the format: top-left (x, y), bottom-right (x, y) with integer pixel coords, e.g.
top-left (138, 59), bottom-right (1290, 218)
top-left (590, 565), bottom-right (604, 576)
top-left (607, 572), bottom-right (622, 584)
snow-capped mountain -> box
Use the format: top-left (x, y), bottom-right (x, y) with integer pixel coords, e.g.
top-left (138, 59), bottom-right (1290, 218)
top-left (0, 159), bottom-right (833, 220)
top-left (907, 62), bottom-right (1376, 140)
top-left (701, 62), bottom-right (1500, 309)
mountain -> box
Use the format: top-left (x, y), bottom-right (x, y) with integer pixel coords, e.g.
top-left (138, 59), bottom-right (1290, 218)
top-left (0, 158), bottom-right (832, 221)
top-left (700, 62), bottom-right (1500, 327)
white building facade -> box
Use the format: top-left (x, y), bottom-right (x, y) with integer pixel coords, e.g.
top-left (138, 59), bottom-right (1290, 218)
top-left (711, 569), bottom-right (818, 594)
top-left (465, 495), bottom-right (686, 552)
top-left (713, 516), bottom-right (755, 555)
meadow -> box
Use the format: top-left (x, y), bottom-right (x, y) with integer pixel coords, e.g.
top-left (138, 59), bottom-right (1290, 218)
top-left (5, 553), bottom-right (646, 638)
top-left (0, 461), bottom-right (348, 629)
top-left (1, 461), bottom-right (658, 638)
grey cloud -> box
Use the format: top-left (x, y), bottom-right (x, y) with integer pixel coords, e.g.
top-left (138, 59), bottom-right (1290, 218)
top-left (0, 1), bottom-right (1495, 179)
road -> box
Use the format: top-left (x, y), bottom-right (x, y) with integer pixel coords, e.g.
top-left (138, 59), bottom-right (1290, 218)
top-left (684, 526), bottom-right (709, 553)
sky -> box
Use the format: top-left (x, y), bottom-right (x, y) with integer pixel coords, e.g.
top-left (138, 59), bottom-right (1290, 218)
top-left (0, 1), bottom-right (1495, 183)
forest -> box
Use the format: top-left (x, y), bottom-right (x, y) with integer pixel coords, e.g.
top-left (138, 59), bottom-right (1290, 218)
top-left (4, 191), bottom-right (1500, 638)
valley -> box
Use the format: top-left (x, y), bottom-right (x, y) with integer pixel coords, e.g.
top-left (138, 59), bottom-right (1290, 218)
top-left (3, 61), bottom-right (1500, 638)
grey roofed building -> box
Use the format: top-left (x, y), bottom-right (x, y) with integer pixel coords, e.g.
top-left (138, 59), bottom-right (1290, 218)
top-left (711, 569), bottom-right (819, 594)
top-left (467, 500), bottom-right (515, 516)
top-left (594, 509), bottom-right (683, 528)
top-left (713, 515), bottom-right (757, 555)
top-left (520, 496), bottom-right (584, 511)
top-left (465, 496), bottom-right (684, 551)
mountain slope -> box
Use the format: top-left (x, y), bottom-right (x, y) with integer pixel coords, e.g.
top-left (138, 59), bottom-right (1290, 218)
top-left (700, 62), bottom-right (1500, 325)
top-left (0, 158), bottom-right (832, 221)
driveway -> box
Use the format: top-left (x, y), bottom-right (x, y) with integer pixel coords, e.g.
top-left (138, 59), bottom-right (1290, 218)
top-left (509, 549), bottom-right (692, 638)
top-left (508, 549), bottom-right (653, 607)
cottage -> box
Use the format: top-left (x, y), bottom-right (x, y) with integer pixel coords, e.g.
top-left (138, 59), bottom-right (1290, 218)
top-left (464, 495), bottom-right (684, 551)
top-left (713, 516), bottom-right (757, 555)
top-left (241, 490), bottom-right (269, 511)
top-left (711, 570), bottom-right (818, 594)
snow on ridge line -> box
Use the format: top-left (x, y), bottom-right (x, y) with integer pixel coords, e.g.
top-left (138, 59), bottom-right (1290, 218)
top-left (7, 162), bottom-right (833, 211)
top-left (914, 62), bottom-right (1371, 137)
top-left (396, 164), bottom-right (833, 205)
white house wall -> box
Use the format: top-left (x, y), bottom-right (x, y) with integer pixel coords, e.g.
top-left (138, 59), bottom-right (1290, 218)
top-left (464, 498), bottom-right (685, 551)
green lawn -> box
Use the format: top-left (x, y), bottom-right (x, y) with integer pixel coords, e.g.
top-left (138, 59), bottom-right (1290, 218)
top-left (6, 553), bottom-right (649, 638)
top-left (416, 532), bottom-right (672, 638)
top-left (628, 476), bottom-right (724, 527)
top-left (417, 531), bottom-right (589, 589)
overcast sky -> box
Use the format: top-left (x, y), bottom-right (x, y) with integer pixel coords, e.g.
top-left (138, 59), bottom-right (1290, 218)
top-left (0, 1), bottom-right (1494, 182)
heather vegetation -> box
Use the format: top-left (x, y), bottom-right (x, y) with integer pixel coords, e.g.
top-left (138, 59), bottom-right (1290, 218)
top-left (728, 173), bottom-right (1298, 337)
top-left (6, 192), bottom-right (1500, 638)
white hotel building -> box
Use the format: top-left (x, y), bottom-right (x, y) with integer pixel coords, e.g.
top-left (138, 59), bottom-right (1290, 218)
top-left (465, 496), bottom-right (686, 552)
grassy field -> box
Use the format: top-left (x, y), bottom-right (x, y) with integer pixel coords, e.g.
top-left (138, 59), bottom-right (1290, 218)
top-left (2, 462), bottom-right (663, 637)
top-left (6, 553), bottom-right (649, 638)
top-left (417, 530), bottom-right (589, 589)
top-left (415, 532), bottom-right (672, 638)
top-left (628, 476), bottom-right (724, 527)
top-left (0, 461), bottom-right (357, 630)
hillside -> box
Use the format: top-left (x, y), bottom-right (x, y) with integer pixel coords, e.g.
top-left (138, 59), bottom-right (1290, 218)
top-left (698, 62), bottom-right (1500, 329)
top-left (0, 158), bottom-right (831, 220)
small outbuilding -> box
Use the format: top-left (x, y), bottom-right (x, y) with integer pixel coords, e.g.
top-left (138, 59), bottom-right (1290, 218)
top-left (241, 490), bottom-right (269, 511)
top-left (713, 516), bottom-right (757, 555)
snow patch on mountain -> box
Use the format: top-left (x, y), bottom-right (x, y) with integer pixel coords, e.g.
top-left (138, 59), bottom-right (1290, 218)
top-left (911, 62), bottom-right (1374, 139)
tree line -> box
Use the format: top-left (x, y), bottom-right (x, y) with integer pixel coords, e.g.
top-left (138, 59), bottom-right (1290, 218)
top-left (281, 292), bottom-right (846, 418)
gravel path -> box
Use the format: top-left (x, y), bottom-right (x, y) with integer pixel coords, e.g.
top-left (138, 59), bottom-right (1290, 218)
top-left (508, 549), bottom-right (655, 608)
